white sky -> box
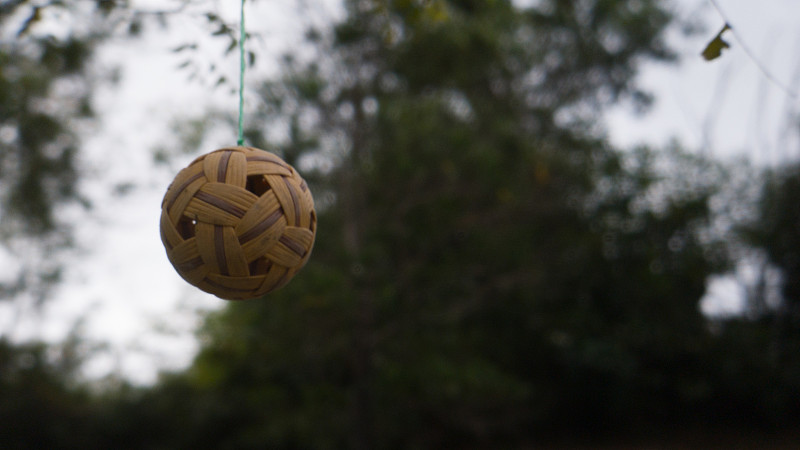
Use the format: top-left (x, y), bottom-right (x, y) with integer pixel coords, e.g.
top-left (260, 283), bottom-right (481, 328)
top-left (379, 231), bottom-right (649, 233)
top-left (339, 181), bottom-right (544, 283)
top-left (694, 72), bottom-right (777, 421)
top-left (607, 0), bottom-right (800, 162)
top-left (2, 0), bottom-right (799, 384)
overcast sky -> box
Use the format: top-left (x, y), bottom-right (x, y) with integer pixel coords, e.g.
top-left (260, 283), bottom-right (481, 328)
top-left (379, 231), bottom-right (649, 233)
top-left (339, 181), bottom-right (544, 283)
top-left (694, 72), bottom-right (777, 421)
top-left (2, 0), bottom-right (799, 384)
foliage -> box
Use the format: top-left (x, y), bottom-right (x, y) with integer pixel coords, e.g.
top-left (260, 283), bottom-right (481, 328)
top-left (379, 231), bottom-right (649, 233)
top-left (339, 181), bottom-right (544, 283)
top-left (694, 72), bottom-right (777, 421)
top-left (0, 0), bottom-right (234, 300)
top-left (0, 338), bottom-right (107, 449)
top-left (109, 0), bottom-right (782, 447)
top-left (746, 165), bottom-right (800, 316)
top-left (0, 1), bottom-right (111, 237)
top-left (734, 164), bottom-right (800, 414)
top-left (0, 1), bottom-right (125, 300)
top-left (114, 0), bottom-right (798, 447)
top-left (1, 0), bottom-right (800, 448)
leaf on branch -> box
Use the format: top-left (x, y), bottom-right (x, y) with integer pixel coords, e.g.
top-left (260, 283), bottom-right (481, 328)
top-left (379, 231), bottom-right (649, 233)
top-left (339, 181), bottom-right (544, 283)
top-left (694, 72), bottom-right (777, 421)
top-left (225, 39), bottom-right (237, 55)
top-left (701, 23), bottom-right (732, 61)
top-left (128, 17), bottom-right (142, 36)
top-left (213, 24), bottom-right (231, 37)
top-left (172, 43), bottom-right (198, 53)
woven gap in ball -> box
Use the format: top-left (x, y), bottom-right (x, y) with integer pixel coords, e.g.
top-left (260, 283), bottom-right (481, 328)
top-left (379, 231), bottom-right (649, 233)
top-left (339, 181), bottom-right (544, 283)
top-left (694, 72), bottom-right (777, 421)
top-left (177, 217), bottom-right (197, 240)
top-left (246, 174), bottom-right (271, 196)
top-left (249, 257), bottom-right (271, 275)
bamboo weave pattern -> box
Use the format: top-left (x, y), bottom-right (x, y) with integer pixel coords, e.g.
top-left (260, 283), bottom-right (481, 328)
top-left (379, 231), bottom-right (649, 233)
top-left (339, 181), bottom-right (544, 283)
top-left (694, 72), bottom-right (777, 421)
top-left (160, 146), bottom-right (316, 300)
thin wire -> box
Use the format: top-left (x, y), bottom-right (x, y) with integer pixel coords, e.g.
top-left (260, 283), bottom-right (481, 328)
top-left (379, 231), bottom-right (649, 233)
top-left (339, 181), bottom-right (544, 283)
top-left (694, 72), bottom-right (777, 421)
top-left (237, 0), bottom-right (246, 146)
top-left (707, 0), bottom-right (798, 99)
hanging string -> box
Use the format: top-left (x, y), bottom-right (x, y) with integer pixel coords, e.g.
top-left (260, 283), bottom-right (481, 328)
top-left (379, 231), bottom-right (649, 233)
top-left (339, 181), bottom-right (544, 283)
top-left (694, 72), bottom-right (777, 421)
top-left (237, 0), bottom-right (246, 146)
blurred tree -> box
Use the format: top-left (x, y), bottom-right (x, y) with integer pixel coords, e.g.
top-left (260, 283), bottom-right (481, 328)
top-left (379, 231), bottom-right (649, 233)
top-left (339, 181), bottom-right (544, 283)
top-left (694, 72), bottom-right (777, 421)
top-left (7, 0), bottom-right (799, 448)
top-left (124, 0), bottom-right (754, 448)
top-left (0, 1), bottom-right (224, 443)
top-left (0, 1), bottom-right (102, 300)
top-left (746, 165), bottom-right (800, 323)
top-left (0, 337), bottom-right (106, 449)
top-left (0, 0), bottom-right (218, 301)
top-left (730, 163), bottom-right (800, 425)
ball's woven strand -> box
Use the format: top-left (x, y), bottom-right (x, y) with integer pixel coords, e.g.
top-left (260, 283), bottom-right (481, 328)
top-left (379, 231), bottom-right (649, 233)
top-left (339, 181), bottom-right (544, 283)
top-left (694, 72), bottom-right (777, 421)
top-left (160, 146), bottom-right (316, 300)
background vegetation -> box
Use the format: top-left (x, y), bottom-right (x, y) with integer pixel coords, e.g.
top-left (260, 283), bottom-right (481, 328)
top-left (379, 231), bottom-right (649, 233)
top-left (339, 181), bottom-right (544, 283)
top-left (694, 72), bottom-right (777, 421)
top-left (1, 0), bottom-right (799, 447)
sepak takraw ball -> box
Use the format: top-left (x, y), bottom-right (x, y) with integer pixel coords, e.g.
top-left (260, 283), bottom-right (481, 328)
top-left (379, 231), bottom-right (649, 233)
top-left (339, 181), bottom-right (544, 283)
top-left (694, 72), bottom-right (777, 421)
top-left (160, 146), bottom-right (316, 300)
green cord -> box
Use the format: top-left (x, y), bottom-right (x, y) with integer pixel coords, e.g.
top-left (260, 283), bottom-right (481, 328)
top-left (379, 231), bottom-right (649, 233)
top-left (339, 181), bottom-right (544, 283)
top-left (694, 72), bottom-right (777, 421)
top-left (237, 0), bottom-right (246, 146)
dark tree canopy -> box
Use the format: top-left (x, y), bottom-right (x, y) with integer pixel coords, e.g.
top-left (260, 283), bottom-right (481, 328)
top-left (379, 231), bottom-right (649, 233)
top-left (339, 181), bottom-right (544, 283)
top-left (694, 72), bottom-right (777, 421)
top-left (111, 1), bottom-right (774, 447)
top-left (1, 1), bottom-right (799, 448)
top-left (108, 0), bottom-right (798, 447)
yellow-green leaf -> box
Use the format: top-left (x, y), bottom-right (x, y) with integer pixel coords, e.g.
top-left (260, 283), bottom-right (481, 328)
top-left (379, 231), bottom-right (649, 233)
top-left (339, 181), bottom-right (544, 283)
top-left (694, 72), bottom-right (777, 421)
top-left (702, 24), bottom-right (732, 61)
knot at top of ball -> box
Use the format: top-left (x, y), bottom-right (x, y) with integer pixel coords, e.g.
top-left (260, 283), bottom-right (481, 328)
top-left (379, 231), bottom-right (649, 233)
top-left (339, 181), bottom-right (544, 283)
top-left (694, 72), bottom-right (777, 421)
top-left (160, 146), bottom-right (316, 300)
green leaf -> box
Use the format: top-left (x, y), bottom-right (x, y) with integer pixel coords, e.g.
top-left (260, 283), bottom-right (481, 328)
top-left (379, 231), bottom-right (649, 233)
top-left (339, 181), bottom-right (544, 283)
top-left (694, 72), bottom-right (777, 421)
top-left (212, 24), bottom-right (230, 37)
top-left (701, 24), bottom-right (731, 61)
top-left (225, 38), bottom-right (237, 55)
top-left (171, 43), bottom-right (197, 53)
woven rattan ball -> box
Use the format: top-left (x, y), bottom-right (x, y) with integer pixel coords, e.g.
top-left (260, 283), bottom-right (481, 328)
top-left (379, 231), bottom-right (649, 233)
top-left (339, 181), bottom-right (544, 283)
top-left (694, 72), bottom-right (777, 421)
top-left (160, 146), bottom-right (316, 300)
